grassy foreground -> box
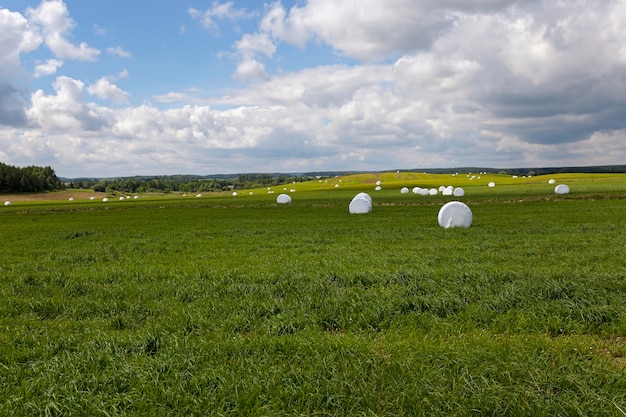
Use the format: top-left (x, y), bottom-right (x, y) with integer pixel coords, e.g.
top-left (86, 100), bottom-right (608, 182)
top-left (1, 173), bottom-right (625, 416)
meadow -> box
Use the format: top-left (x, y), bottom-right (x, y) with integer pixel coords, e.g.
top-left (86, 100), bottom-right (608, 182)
top-left (1, 172), bottom-right (625, 416)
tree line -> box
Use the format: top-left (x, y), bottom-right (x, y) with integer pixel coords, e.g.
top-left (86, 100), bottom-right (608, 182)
top-left (67, 173), bottom-right (315, 194)
top-left (0, 163), bottom-right (65, 193)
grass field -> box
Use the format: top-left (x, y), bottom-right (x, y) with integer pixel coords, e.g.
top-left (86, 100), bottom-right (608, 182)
top-left (1, 173), bottom-right (625, 416)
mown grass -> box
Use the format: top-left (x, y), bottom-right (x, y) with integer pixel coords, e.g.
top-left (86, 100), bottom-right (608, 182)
top-left (0, 174), bottom-right (625, 416)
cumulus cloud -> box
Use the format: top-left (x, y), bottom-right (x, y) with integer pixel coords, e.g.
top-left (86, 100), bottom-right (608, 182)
top-left (189, 1), bottom-right (254, 33)
top-left (33, 58), bottom-right (63, 77)
top-left (0, 8), bottom-right (42, 126)
top-left (257, 0), bottom-right (461, 61)
top-left (87, 77), bottom-right (130, 104)
top-left (26, 0), bottom-right (99, 61)
top-left (28, 76), bottom-right (107, 132)
top-left (106, 46), bottom-right (132, 58)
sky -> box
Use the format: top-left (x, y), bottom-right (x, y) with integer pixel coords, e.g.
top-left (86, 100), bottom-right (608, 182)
top-left (1, 0), bottom-right (625, 178)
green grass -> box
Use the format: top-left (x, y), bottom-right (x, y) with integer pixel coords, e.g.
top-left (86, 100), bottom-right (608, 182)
top-left (1, 173), bottom-right (625, 416)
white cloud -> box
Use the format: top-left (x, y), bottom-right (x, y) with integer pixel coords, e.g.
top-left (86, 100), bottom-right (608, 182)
top-left (92, 23), bottom-right (107, 36)
top-left (189, 1), bottom-right (254, 33)
top-left (33, 58), bottom-right (63, 77)
top-left (0, 8), bottom-right (43, 126)
top-left (26, 0), bottom-right (99, 61)
top-left (235, 33), bottom-right (276, 59)
top-left (106, 46), bottom-right (132, 58)
top-left (87, 77), bottom-right (130, 104)
top-left (257, 0), bottom-right (451, 61)
top-left (28, 76), bottom-right (107, 132)
top-left (234, 58), bottom-right (269, 81)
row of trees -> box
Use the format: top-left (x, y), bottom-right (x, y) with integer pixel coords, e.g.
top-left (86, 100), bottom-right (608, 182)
top-left (67, 173), bottom-right (314, 194)
top-left (0, 163), bottom-right (64, 193)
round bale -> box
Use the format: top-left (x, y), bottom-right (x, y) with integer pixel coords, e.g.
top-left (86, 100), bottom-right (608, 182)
top-left (555, 184), bottom-right (570, 194)
top-left (438, 201), bottom-right (473, 229)
top-left (349, 192), bottom-right (372, 214)
top-left (277, 194), bottom-right (292, 204)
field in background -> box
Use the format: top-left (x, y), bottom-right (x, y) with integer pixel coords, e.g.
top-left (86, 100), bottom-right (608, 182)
top-left (1, 172), bottom-right (625, 416)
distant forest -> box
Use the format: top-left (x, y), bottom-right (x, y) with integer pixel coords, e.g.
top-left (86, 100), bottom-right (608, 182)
top-left (66, 173), bottom-right (317, 194)
top-left (3, 163), bottom-right (625, 194)
top-left (0, 163), bottom-right (64, 193)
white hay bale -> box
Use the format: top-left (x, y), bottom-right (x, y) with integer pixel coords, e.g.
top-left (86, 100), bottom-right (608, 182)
top-left (400, 187), bottom-right (409, 194)
top-left (353, 192), bottom-right (372, 203)
top-left (376, 180), bottom-right (381, 186)
top-left (277, 194), bottom-right (292, 204)
top-left (119, 197), bottom-right (125, 201)
top-left (349, 193), bottom-right (372, 214)
top-left (89, 197), bottom-right (95, 201)
top-left (375, 186), bottom-right (382, 191)
top-left (420, 189), bottom-right (430, 196)
top-left (134, 196), bottom-right (139, 199)
top-left (438, 186), bottom-right (446, 192)
top-left (555, 184), bottom-right (570, 194)
top-left (412, 187), bottom-right (422, 194)
top-left (548, 179), bottom-right (556, 184)
top-left (232, 192), bottom-right (238, 196)
top-left (4, 201), bottom-right (11, 206)
top-left (488, 182), bottom-right (495, 187)
top-left (429, 188), bottom-right (438, 196)
top-left (335, 184), bottom-right (339, 188)
top-left (453, 187), bottom-right (465, 197)
top-left (196, 194), bottom-right (202, 198)
top-left (102, 198), bottom-right (109, 202)
top-left (442, 186), bottom-right (453, 196)
top-left (438, 201), bottom-right (473, 228)
top-left (69, 197), bottom-right (74, 201)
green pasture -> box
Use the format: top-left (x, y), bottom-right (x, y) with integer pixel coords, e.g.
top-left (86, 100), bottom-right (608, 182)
top-left (1, 173), bottom-right (625, 416)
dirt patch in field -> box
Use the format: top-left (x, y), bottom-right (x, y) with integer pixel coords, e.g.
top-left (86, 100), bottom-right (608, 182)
top-left (1, 190), bottom-right (106, 202)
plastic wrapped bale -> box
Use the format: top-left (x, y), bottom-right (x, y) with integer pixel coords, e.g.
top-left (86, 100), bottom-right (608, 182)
top-left (438, 201), bottom-right (473, 229)
top-left (400, 187), bottom-right (409, 194)
top-left (4, 201), bottom-right (11, 206)
top-left (277, 193), bottom-right (292, 204)
top-left (488, 182), bottom-right (495, 188)
top-left (429, 188), bottom-right (438, 195)
top-left (442, 186), bottom-right (453, 196)
top-left (353, 192), bottom-right (372, 204)
top-left (349, 193), bottom-right (372, 214)
top-left (555, 184), bottom-right (570, 195)
top-left (412, 187), bottom-right (422, 194)
top-left (453, 187), bottom-right (465, 197)
top-left (548, 179), bottom-right (556, 184)
top-left (420, 189), bottom-right (430, 196)
top-left (102, 198), bottom-right (109, 202)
